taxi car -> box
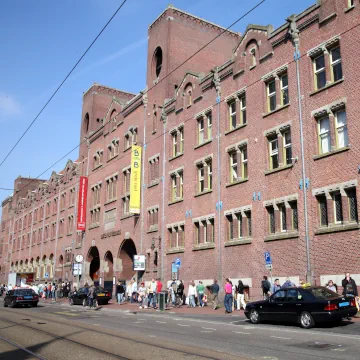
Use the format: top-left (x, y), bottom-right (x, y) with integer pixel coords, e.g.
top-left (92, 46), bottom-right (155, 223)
top-left (68, 286), bottom-right (111, 307)
top-left (3, 288), bottom-right (39, 308)
top-left (244, 286), bottom-right (358, 329)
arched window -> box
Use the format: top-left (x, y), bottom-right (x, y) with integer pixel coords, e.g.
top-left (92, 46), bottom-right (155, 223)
top-left (153, 47), bottom-right (163, 78)
top-left (245, 40), bottom-right (258, 69)
top-left (184, 83), bottom-right (193, 107)
top-left (84, 113), bottom-right (90, 133)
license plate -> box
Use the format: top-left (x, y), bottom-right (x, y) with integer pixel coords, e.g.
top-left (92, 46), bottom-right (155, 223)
top-left (24, 296), bottom-right (33, 299)
top-left (97, 294), bottom-right (105, 297)
top-left (339, 302), bottom-right (350, 307)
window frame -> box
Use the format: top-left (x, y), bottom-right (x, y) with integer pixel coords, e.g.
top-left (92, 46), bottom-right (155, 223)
top-left (283, 130), bottom-right (292, 165)
top-left (269, 138), bottom-right (279, 170)
top-left (334, 109), bottom-right (348, 149)
top-left (207, 113), bottom-right (212, 140)
top-left (229, 151), bottom-right (238, 183)
top-left (280, 73), bottom-right (289, 106)
top-left (317, 115), bottom-right (331, 155)
top-left (267, 79), bottom-right (276, 112)
top-left (333, 192), bottom-right (343, 224)
top-left (330, 46), bottom-right (342, 82)
top-left (229, 101), bottom-right (237, 130)
top-left (313, 53), bottom-right (326, 90)
top-left (198, 117), bottom-right (204, 145)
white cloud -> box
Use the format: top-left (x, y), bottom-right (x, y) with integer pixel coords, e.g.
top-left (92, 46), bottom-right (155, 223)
top-left (0, 93), bottom-right (22, 121)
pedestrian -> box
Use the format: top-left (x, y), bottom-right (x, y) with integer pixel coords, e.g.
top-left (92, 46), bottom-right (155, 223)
top-left (116, 280), bottom-right (125, 304)
top-left (261, 276), bottom-right (271, 300)
top-left (326, 280), bottom-right (337, 293)
top-left (87, 284), bottom-right (96, 308)
top-left (188, 280), bottom-right (197, 307)
top-left (126, 281), bottom-right (132, 302)
top-left (281, 277), bottom-right (294, 289)
top-left (224, 278), bottom-right (233, 313)
top-left (236, 280), bottom-right (246, 311)
top-left (131, 278), bottom-right (138, 303)
top-left (147, 278), bottom-right (157, 308)
top-left (52, 283), bottom-right (57, 301)
top-left (342, 273), bottom-right (358, 297)
top-left (196, 281), bottom-right (205, 307)
top-left (177, 280), bottom-right (184, 306)
top-left (138, 282), bottom-right (147, 309)
top-left (209, 279), bottom-right (220, 310)
top-left (271, 278), bottom-right (281, 295)
top-left (168, 281), bottom-right (176, 306)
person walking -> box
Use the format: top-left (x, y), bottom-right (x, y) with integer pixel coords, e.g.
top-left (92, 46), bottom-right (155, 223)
top-left (131, 278), bottom-right (138, 303)
top-left (126, 281), bottom-right (132, 302)
top-left (271, 278), bottom-right (281, 295)
top-left (236, 280), bottom-right (246, 311)
top-left (196, 281), bottom-right (205, 307)
top-left (209, 279), bottom-right (220, 310)
top-left (342, 273), bottom-right (358, 297)
top-left (261, 276), bottom-right (271, 300)
top-left (116, 280), bottom-right (125, 304)
top-left (147, 278), bottom-right (157, 308)
top-left (224, 278), bottom-right (233, 313)
top-left (188, 280), bottom-right (197, 307)
top-left (177, 280), bottom-right (184, 306)
top-left (87, 285), bottom-right (96, 308)
top-left (52, 283), bottom-right (57, 301)
top-left (138, 282), bottom-right (147, 309)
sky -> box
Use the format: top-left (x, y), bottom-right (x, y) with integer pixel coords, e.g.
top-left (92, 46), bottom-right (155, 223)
top-left (0, 0), bottom-right (315, 211)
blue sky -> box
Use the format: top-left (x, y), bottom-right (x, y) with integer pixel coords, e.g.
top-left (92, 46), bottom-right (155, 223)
top-left (0, 0), bottom-right (315, 206)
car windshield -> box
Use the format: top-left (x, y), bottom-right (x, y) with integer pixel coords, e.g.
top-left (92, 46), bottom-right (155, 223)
top-left (305, 287), bottom-right (339, 299)
top-left (14, 289), bottom-right (34, 296)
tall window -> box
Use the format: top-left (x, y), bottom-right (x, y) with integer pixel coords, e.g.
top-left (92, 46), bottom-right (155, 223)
top-left (279, 204), bottom-right (287, 232)
top-left (46, 202), bottom-right (51, 217)
top-left (229, 101), bottom-right (237, 130)
top-left (207, 113), bottom-right (212, 139)
top-left (108, 139), bottom-right (119, 160)
top-left (250, 48), bottom-right (256, 67)
top-left (267, 80), bottom-right (276, 112)
top-left (290, 202), bottom-right (298, 231)
top-left (172, 131), bottom-right (178, 157)
top-left (268, 207), bottom-right (275, 234)
top-left (335, 109), bottom-right (348, 148)
top-left (197, 160), bottom-right (212, 193)
top-left (229, 146), bottom-right (248, 183)
top-left (280, 73), bottom-right (289, 106)
top-left (194, 219), bottom-right (214, 245)
top-left (93, 150), bottom-right (103, 169)
top-left (171, 127), bottom-right (184, 157)
top-left (229, 152), bottom-right (238, 183)
top-left (283, 130), bottom-right (292, 165)
top-left (333, 193), bottom-right (343, 223)
top-left (170, 171), bottom-right (183, 201)
top-left (240, 95), bottom-right (246, 125)
top-left (67, 216), bottom-right (74, 234)
top-left (122, 195), bottom-right (130, 216)
top-left (69, 188), bottom-right (76, 207)
top-left (169, 225), bottom-right (184, 249)
top-left (148, 156), bottom-right (160, 183)
top-left (91, 184), bottom-right (101, 207)
top-left (60, 193), bottom-right (66, 211)
top-left (269, 138), bottom-right (279, 169)
top-left (330, 47), bottom-right (342, 82)
top-left (124, 128), bottom-right (137, 150)
top-left (347, 189), bottom-right (358, 222)
top-left (318, 195), bottom-right (328, 227)
top-left (198, 117), bottom-right (204, 145)
top-left (314, 54), bottom-right (326, 90)
top-left (198, 165), bottom-right (205, 193)
top-left (123, 169), bottom-right (131, 194)
top-left (106, 175), bottom-right (118, 202)
top-left (317, 116), bottom-right (331, 154)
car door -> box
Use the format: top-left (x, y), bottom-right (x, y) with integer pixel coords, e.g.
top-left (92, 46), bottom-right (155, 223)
top-left (73, 288), bottom-right (84, 304)
top-left (284, 289), bottom-right (304, 322)
top-left (268, 290), bottom-right (287, 321)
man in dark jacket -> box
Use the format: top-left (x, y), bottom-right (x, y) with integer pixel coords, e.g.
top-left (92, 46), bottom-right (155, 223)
top-left (342, 273), bottom-right (358, 296)
top-left (261, 276), bottom-right (271, 299)
top-left (116, 280), bottom-right (125, 304)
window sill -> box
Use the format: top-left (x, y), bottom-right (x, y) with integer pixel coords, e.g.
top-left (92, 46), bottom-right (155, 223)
top-left (186, 104), bottom-right (192, 109)
top-left (344, 5), bottom-right (355, 13)
top-left (67, 233), bottom-right (73, 236)
top-left (168, 198), bottom-right (184, 206)
top-left (262, 103), bottom-right (290, 118)
top-left (167, 248), bottom-right (185, 254)
top-left (233, 69), bottom-right (245, 79)
top-left (169, 152), bottom-right (184, 162)
top-left (313, 146), bottom-right (350, 160)
top-left (175, 107), bottom-right (183, 115)
top-left (225, 178), bottom-right (249, 188)
top-left (68, 205), bottom-right (75, 209)
top-left (147, 227), bottom-right (159, 234)
top-left (93, 164), bottom-right (103, 171)
top-left (89, 223), bottom-right (100, 230)
top-left (58, 235), bottom-right (63, 239)
top-left (194, 139), bottom-right (212, 150)
top-left (123, 146), bottom-right (131, 153)
top-left (193, 243), bottom-right (215, 251)
top-left (152, 130), bottom-right (157, 134)
top-left (60, 209), bottom-right (65, 213)
top-left (104, 199), bottom-right (117, 206)
top-left (249, 64), bottom-right (256, 70)
top-left (148, 179), bottom-right (160, 188)
top-left (107, 154), bottom-right (119, 163)
top-left (225, 123), bottom-right (247, 136)
top-left (50, 237), bottom-right (55, 241)
top-left (265, 164), bottom-right (293, 176)
top-left (194, 95), bottom-right (203, 103)
top-left (264, 231), bottom-right (299, 242)
top-left (314, 222), bottom-right (359, 235)
top-left (194, 189), bottom-right (212, 198)
top-left (225, 238), bottom-right (252, 247)
top-left (309, 78), bottom-right (344, 96)
top-left (120, 213), bottom-right (135, 220)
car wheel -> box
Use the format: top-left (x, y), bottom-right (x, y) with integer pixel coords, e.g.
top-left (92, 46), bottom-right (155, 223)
top-left (10, 301), bottom-right (16, 308)
top-left (82, 299), bottom-right (87, 307)
top-left (69, 298), bottom-right (74, 306)
top-left (300, 311), bottom-right (315, 329)
top-left (3, 301), bottom-right (7, 307)
top-left (249, 309), bottom-right (261, 324)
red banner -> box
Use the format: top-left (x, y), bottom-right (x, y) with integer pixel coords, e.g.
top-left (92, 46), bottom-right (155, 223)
top-left (77, 176), bottom-right (88, 231)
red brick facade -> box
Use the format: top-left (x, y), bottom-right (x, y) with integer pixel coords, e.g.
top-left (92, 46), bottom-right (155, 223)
top-left (1, 1), bottom-right (360, 298)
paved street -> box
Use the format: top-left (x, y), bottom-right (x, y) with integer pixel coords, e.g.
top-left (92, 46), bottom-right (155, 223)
top-left (1, 301), bottom-right (360, 360)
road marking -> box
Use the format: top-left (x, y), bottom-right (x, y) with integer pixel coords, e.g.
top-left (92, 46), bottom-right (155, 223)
top-left (201, 331), bottom-right (213, 333)
top-left (133, 321), bottom-right (145, 324)
top-left (148, 335), bottom-right (156, 338)
top-left (177, 324), bottom-right (190, 327)
top-left (202, 327), bottom-right (217, 331)
top-left (156, 321), bottom-right (167, 324)
top-left (270, 336), bottom-right (291, 340)
top-left (53, 312), bottom-right (79, 317)
top-left (331, 349), bottom-right (345, 352)
top-left (93, 324), bottom-right (100, 326)
top-left (233, 331), bottom-right (251, 335)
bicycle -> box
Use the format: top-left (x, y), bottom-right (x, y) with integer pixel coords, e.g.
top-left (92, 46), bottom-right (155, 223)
top-left (86, 296), bottom-right (98, 309)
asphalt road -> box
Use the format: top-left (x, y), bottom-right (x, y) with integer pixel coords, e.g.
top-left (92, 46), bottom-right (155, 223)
top-left (0, 301), bottom-right (360, 360)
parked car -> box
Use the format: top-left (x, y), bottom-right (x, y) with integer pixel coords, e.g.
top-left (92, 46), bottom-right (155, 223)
top-left (244, 286), bottom-right (358, 329)
top-left (3, 288), bottom-right (39, 308)
top-left (68, 286), bottom-right (111, 306)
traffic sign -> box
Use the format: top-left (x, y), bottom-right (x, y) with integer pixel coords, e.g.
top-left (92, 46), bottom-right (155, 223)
top-left (265, 264), bottom-right (273, 271)
top-left (264, 251), bottom-right (272, 265)
top-left (44, 273), bottom-right (49, 279)
top-left (175, 258), bottom-right (181, 269)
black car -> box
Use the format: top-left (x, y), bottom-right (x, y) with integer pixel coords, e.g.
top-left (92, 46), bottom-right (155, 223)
top-left (3, 288), bottom-right (39, 308)
top-left (244, 286), bottom-right (358, 329)
top-left (69, 286), bottom-right (111, 306)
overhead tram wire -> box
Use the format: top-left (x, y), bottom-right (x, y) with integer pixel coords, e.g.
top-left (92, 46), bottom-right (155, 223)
top-left (4, 9), bottom-right (360, 206)
top-left (0, 0), bottom-right (129, 170)
top-left (0, 0), bottom-right (267, 202)
top-left (3, 17), bottom-right (360, 207)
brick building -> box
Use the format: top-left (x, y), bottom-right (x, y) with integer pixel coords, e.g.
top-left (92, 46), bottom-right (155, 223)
top-left (1, 0), bottom-right (360, 298)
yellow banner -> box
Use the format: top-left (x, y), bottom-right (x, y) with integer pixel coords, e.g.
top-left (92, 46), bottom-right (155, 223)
top-left (129, 145), bottom-right (142, 214)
